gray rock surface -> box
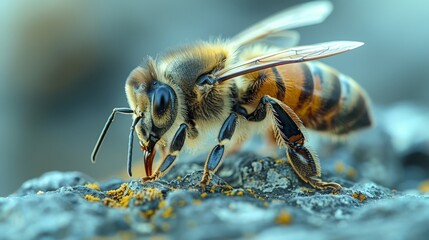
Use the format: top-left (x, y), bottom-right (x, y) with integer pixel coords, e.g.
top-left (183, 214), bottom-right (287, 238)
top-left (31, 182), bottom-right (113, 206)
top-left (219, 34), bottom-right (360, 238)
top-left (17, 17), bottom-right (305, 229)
top-left (1, 103), bottom-right (429, 240)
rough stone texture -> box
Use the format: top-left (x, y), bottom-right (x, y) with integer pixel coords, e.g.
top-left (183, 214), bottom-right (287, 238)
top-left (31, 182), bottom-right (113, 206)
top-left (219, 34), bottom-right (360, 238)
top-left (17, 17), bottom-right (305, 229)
top-left (1, 103), bottom-right (429, 240)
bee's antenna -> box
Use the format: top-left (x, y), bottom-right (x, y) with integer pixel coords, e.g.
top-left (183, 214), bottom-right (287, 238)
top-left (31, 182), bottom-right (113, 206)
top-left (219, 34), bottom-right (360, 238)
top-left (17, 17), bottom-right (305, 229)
top-left (91, 108), bottom-right (134, 163)
top-left (127, 115), bottom-right (142, 177)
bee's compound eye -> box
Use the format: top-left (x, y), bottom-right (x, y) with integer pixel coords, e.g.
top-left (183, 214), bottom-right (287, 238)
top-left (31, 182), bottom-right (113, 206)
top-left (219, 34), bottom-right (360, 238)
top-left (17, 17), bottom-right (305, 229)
top-left (196, 74), bottom-right (216, 86)
top-left (153, 86), bottom-right (172, 116)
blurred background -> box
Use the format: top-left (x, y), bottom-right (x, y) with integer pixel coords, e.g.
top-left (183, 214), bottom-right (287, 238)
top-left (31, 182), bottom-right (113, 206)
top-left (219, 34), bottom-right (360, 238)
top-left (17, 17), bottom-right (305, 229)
top-left (1, 0), bottom-right (429, 196)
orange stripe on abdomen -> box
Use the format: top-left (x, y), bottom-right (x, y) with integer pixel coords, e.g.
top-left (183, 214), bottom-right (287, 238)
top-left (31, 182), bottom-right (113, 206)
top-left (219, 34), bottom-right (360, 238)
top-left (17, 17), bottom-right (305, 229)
top-left (240, 61), bottom-right (371, 135)
top-left (279, 62), bottom-right (371, 134)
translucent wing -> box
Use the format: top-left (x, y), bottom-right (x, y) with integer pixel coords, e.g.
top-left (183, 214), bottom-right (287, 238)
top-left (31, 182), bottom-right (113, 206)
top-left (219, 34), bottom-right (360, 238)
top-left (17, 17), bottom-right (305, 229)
top-left (241, 30), bottom-right (301, 50)
top-left (232, 1), bottom-right (333, 47)
top-left (215, 41), bottom-right (364, 83)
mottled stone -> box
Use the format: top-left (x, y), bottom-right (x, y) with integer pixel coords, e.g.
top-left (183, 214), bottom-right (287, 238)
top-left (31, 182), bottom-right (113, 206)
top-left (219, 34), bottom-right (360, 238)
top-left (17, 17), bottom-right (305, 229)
top-left (1, 104), bottom-right (429, 240)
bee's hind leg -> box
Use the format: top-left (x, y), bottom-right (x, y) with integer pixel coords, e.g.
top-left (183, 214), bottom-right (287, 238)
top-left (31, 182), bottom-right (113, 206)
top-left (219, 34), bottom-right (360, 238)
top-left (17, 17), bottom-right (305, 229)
top-left (142, 123), bottom-right (188, 182)
top-left (199, 113), bottom-right (238, 190)
top-left (245, 95), bottom-right (341, 191)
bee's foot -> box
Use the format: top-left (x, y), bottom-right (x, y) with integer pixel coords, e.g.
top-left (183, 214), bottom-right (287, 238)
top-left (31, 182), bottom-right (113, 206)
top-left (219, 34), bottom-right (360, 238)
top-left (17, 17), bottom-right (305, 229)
top-left (309, 177), bottom-right (342, 192)
top-left (141, 172), bottom-right (160, 183)
top-left (197, 172), bottom-right (211, 191)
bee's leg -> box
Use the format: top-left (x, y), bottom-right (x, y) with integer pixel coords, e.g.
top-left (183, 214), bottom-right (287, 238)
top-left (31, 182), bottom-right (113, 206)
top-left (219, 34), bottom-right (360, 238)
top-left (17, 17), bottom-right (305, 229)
top-left (199, 113), bottom-right (238, 189)
top-left (245, 96), bottom-right (341, 191)
top-left (142, 123), bottom-right (187, 182)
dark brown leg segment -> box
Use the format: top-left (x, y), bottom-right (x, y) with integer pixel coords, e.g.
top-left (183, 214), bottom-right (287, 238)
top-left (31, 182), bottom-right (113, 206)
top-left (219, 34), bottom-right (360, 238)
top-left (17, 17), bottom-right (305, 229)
top-left (246, 96), bottom-right (341, 191)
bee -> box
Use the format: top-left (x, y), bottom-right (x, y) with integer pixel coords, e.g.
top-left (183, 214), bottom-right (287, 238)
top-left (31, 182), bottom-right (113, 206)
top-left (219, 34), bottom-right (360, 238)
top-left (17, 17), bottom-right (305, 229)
top-left (91, 1), bottom-right (372, 191)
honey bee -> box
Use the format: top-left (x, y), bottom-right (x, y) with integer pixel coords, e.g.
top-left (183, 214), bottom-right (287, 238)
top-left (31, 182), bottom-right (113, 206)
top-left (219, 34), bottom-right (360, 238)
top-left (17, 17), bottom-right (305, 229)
top-left (91, 1), bottom-right (371, 191)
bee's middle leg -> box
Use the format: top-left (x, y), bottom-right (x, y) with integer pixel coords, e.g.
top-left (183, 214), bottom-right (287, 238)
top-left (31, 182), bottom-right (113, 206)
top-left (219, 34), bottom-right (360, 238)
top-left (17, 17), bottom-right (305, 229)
top-left (199, 112), bottom-right (238, 189)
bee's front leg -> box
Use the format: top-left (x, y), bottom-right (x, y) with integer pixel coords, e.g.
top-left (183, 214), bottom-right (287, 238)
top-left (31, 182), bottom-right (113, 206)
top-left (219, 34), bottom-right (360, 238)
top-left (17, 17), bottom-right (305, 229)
top-left (245, 95), bottom-right (341, 191)
top-left (199, 113), bottom-right (238, 190)
top-left (142, 123), bottom-right (188, 182)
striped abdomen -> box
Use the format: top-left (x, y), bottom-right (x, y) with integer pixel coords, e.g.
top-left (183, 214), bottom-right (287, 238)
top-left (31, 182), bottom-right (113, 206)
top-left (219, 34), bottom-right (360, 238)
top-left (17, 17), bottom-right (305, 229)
top-left (241, 61), bottom-right (372, 135)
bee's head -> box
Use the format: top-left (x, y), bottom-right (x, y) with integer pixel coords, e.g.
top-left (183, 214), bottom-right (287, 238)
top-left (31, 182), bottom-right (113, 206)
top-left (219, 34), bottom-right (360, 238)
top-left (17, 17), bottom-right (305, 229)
top-left (125, 60), bottom-right (178, 175)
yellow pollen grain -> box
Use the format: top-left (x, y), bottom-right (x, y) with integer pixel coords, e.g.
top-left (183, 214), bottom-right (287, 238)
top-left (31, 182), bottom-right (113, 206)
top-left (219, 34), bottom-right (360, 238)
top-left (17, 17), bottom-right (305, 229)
top-left (300, 187), bottom-right (314, 193)
top-left (106, 183), bottom-right (128, 198)
top-left (144, 188), bottom-right (164, 201)
top-left (143, 209), bottom-right (155, 219)
top-left (419, 180), bottom-right (429, 193)
top-left (335, 162), bottom-right (344, 174)
top-left (158, 200), bottom-right (166, 209)
top-left (119, 190), bottom-right (134, 208)
top-left (224, 190), bottom-right (234, 197)
top-left (102, 183), bottom-right (135, 208)
top-left (85, 183), bottom-right (101, 191)
top-left (161, 207), bottom-right (174, 219)
top-left (275, 159), bottom-right (284, 165)
top-left (352, 192), bottom-right (367, 202)
top-left (201, 192), bottom-right (208, 198)
top-left (275, 210), bottom-right (292, 225)
top-left (135, 191), bottom-right (144, 200)
top-left (102, 198), bottom-right (117, 207)
top-left (84, 195), bottom-right (100, 202)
